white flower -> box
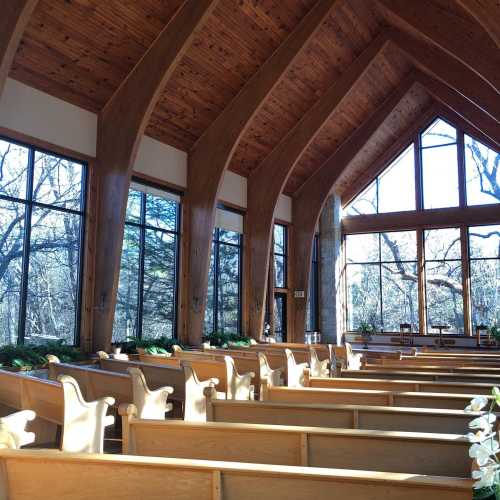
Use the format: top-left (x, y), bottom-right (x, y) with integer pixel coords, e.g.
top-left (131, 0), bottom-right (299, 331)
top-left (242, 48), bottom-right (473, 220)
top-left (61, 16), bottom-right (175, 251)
top-left (468, 430), bottom-right (494, 443)
top-left (472, 464), bottom-right (499, 489)
top-left (470, 440), bottom-right (500, 466)
top-left (466, 396), bottom-right (489, 413)
top-left (469, 414), bottom-right (497, 433)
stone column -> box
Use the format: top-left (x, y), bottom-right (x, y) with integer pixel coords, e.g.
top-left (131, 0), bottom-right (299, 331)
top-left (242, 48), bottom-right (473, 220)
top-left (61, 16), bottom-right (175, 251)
top-left (319, 194), bottom-right (343, 345)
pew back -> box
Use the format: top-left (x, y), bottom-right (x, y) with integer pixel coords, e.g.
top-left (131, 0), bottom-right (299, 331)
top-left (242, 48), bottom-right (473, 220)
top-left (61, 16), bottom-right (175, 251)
top-left (120, 413), bottom-right (471, 477)
top-left (0, 449), bottom-right (472, 500)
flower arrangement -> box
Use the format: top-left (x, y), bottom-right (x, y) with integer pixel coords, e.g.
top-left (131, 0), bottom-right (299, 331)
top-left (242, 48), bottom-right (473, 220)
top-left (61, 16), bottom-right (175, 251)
top-left (466, 388), bottom-right (500, 499)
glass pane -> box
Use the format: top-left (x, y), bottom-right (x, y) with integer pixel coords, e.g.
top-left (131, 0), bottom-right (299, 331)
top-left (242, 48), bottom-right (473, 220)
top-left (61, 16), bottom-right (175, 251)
top-left (113, 225), bottom-right (140, 342)
top-left (125, 189), bottom-right (142, 224)
top-left (422, 144), bottom-right (459, 209)
top-left (0, 199), bottom-right (25, 344)
top-left (274, 225), bottom-right (286, 255)
top-left (33, 151), bottom-right (83, 211)
top-left (425, 261), bottom-right (464, 334)
top-left (217, 243), bottom-right (240, 334)
top-left (204, 243), bottom-right (216, 334)
top-left (306, 262), bottom-right (318, 332)
top-left (424, 228), bottom-right (461, 261)
top-left (469, 225), bottom-right (500, 259)
top-left (345, 233), bottom-right (379, 263)
top-left (274, 254), bottom-right (286, 288)
top-left (381, 263), bottom-right (419, 332)
top-left (274, 294), bottom-right (286, 342)
top-left (344, 182), bottom-right (377, 216)
top-left (378, 145), bottom-right (415, 213)
top-left (465, 135), bottom-right (500, 206)
top-left (25, 207), bottom-right (81, 344)
top-left (219, 229), bottom-right (240, 245)
top-left (381, 231), bottom-right (417, 262)
top-left (470, 259), bottom-right (500, 328)
top-left (421, 118), bottom-right (457, 147)
top-left (142, 230), bottom-right (177, 339)
top-left (0, 139), bottom-right (29, 200)
top-left (145, 193), bottom-right (177, 231)
top-left (347, 263), bottom-right (381, 330)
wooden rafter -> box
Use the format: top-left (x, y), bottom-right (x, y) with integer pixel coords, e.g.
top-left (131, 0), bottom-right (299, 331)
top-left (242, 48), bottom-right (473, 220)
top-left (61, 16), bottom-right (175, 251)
top-left (0, 0), bottom-right (38, 96)
top-left (377, 0), bottom-right (500, 92)
top-left (183, 0), bottom-right (337, 345)
top-left (92, 0), bottom-right (217, 351)
top-left (291, 75), bottom-right (417, 340)
top-left (388, 28), bottom-right (500, 124)
top-left (244, 33), bottom-right (390, 339)
top-left (414, 72), bottom-right (500, 150)
top-left (455, 0), bottom-right (500, 48)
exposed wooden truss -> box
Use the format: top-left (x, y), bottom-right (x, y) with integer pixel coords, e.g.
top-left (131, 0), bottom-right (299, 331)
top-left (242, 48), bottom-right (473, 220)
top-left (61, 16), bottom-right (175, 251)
top-left (0, 0), bottom-right (38, 95)
top-left (455, 0), bottom-right (500, 48)
top-left (244, 33), bottom-right (390, 339)
top-left (92, 0), bottom-right (217, 350)
top-left (182, 0), bottom-right (338, 345)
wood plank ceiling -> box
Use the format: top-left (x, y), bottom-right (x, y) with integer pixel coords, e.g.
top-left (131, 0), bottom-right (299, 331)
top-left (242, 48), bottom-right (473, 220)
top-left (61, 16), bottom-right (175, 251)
top-left (9, 0), bottom-right (461, 198)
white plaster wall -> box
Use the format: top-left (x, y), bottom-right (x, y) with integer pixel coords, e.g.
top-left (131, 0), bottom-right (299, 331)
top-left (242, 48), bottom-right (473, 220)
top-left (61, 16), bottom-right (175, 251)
top-left (0, 78), bottom-right (293, 221)
top-left (0, 78), bottom-right (97, 157)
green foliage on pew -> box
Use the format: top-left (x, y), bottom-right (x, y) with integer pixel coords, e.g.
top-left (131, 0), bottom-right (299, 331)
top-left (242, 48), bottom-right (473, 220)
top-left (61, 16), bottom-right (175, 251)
top-left (203, 331), bottom-right (251, 348)
top-left (115, 336), bottom-right (182, 354)
top-left (0, 340), bottom-right (85, 369)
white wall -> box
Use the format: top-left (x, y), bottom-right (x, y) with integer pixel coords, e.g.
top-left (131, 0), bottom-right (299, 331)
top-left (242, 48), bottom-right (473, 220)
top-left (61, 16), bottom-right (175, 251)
top-left (0, 78), bottom-right (292, 221)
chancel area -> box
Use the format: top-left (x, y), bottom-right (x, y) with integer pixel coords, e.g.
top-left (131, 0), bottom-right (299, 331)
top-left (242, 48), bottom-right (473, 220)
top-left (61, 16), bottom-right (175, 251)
top-left (0, 0), bottom-right (499, 498)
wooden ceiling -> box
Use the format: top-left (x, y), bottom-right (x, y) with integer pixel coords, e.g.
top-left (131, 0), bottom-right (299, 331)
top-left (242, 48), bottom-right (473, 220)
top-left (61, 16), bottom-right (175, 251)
top-left (9, 0), bottom-right (496, 197)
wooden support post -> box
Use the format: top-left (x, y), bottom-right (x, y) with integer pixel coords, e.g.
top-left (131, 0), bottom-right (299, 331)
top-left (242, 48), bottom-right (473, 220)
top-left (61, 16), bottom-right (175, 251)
top-left (183, 0), bottom-right (338, 345)
top-left (91, 0), bottom-right (217, 351)
top-left (0, 0), bottom-right (38, 97)
top-left (291, 76), bottom-right (417, 338)
top-left (245, 34), bottom-right (389, 340)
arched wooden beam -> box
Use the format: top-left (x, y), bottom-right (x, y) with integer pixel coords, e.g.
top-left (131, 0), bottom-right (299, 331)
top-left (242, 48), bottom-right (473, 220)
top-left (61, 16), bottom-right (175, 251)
top-left (414, 72), bottom-right (500, 150)
top-left (291, 75), bottom-right (417, 341)
top-left (455, 0), bottom-right (500, 48)
top-left (387, 28), bottom-right (500, 124)
top-left (0, 0), bottom-right (38, 96)
top-left (377, 0), bottom-right (500, 93)
top-left (92, 0), bottom-right (217, 351)
top-left (244, 33), bottom-right (389, 339)
top-left (183, 0), bottom-right (337, 345)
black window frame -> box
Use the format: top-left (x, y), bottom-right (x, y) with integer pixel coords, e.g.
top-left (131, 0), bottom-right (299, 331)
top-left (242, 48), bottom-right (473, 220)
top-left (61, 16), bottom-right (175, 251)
top-left (273, 223), bottom-right (288, 289)
top-left (0, 135), bottom-right (88, 346)
top-left (306, 234), bottom-right (320, 332)
top-left (117, 177), bottom-right (182, 340)
top-left (205, 205), bottom-right (244, 335)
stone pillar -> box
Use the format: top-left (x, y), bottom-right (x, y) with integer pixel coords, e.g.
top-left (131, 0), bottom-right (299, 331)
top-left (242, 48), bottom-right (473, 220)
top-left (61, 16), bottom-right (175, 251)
top-left (319, 194), bottom-right (343, 345)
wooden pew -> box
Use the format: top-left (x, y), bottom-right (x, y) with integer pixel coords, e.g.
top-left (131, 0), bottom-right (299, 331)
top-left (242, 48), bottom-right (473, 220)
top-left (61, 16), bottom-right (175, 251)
top-left (373, 356), bottom-right (500, 368)
top-left (119, 404), bottom-right (471, 477)
top-left (342, 368), bottom-right (500, 385)
top-left (364, 362), bottom-right (500, 374)
top-left (305, 372), bottom-right (495, 395)
top-left (204, 387), bottom-right (477, 434)
top-left (0, 449), bottom-right (472, 500)
top-left (261, 382), bottom-right (490, 410)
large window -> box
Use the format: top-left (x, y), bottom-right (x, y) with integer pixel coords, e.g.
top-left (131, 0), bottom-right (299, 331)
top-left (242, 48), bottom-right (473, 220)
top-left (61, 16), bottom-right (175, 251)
top-left (469, 225), bottom-right (500, 328)
top-left (306, 235), bottom-right (319, 332)
top-left (204, 209), bottom-right (243, 335)
top-left (346, 231), bottom-right (418, 332)
top-left (274, 224), bottom-right (287, 288)
top-left (0, 138), bottom-right (86, 345)
top-left (113, 182), bottom-right (180, 341)
top-left (421, 119), bottom-right (459, 210)
top-left (424, 228), bottom-right (464, 334)
top-left (345, 145), bottom-right (415, 216)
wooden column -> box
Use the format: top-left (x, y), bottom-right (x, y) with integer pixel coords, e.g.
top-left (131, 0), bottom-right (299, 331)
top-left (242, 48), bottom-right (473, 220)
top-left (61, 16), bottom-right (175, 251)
top-left (378, 0), bottom-right (500, 92)
top-left (291, 76), bottom-right (416, 339)
top-left (455, 0), bottom-right (500, 48)
top-left (0, 0), bottom-right (38, 96)
top-left (183, 0), bottom-right (337, 345)
top-left (244, 34), bottom-right (389, 339)
top-left (388, 29), bottom-right (500, 123)
top-left (92, 0), bottom-right (217, 351)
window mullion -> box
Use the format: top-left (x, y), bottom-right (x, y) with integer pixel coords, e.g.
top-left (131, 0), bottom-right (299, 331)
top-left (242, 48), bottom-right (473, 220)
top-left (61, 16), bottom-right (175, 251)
top-left (17, 148), bottom-right (35, 345)
top-left (137, 194), bottom-right (147, 339)
top-left (417, 228), bottom-right (427, 335)
top-left (461, 225), bottom-right (472, 336)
